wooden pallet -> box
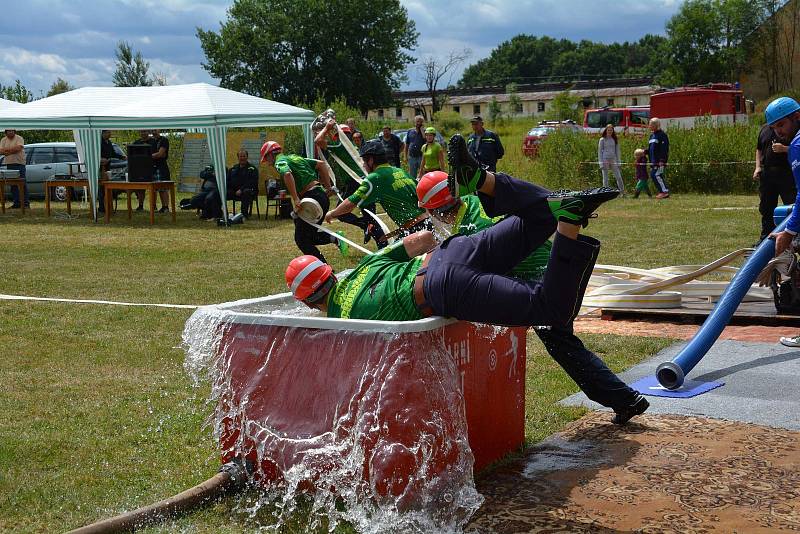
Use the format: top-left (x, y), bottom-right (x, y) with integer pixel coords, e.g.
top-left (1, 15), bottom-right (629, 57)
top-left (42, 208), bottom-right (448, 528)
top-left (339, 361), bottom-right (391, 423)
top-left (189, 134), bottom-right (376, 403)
top-left (599, 300), bottom-right (800, 326)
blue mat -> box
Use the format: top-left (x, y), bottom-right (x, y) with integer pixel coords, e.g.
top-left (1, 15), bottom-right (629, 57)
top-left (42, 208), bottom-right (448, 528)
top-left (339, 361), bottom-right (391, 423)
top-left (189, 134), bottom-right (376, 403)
top-left (631, 375), bottom-right (724, 398)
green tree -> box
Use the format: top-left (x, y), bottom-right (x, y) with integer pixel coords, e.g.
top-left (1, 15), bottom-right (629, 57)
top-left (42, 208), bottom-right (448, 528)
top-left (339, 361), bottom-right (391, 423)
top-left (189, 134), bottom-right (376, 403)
top-left (487, 96), bottom-right (503, 124)
top-left (545, 90), bottom-right (581, 122)
top-left (665, 0), bottom-right (766, 84)
top-left (458, 34), bottom-right (669, 87)
top-left (1, 80), bottom-right (34, 103)
top-left (112, 41), bottom-right (154, 87)
top-left (197, 0), bottom-right (418, 111)
top-left (46, 78), bottom-right (75, 97)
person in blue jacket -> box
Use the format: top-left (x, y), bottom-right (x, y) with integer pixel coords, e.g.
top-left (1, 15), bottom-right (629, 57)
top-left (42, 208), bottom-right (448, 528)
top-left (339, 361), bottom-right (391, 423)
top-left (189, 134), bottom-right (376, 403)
top-left (763, 97), bottom-right (800, 347)
top-left (467, 115), bottom-right (504, 171)
top-left (648, 117), bottom-right (670, 198)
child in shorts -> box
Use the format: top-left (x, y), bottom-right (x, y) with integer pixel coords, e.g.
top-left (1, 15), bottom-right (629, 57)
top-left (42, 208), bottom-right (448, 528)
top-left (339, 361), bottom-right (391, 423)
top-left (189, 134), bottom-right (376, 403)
top-left (633, 148), bottom-right (651, 198)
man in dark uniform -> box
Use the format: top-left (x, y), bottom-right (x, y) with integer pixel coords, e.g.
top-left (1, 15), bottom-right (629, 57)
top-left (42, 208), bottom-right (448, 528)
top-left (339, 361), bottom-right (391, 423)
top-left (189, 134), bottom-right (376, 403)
top-left (467, 115), bottom-right (504, 172)
top-left (227, 149), bottom-right (259, 218)
top-left (754, 121), bottom-right (796, 243)
top-left (98, 130), bottom-right (124, 213)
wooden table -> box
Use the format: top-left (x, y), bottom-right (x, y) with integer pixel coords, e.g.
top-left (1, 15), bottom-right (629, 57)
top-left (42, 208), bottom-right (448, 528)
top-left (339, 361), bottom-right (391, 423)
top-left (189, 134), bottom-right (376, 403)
top-left (0, 178), bottom-right (26, 214)
top-left (45, 178), bottom-right (90, 216)
top-left (103, 180), bottom-right (176, 225)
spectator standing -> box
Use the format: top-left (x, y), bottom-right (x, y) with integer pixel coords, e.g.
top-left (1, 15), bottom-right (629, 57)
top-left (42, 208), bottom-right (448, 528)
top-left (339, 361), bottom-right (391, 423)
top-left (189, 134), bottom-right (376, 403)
top-left (0, 129), bottom-right (28, 208)
top-left (151, 129), bottom-right (171, 213)
top-left (754, 122), bottom-right (796, 243)
top-left (417, 127), bottom-right (445, 179)
top-left (466, 115), bottom-right (504, 172)
top-left (345, 118), bottom-right (361, 139)
top-left (98, 130), bottom-right (125, 213)
top-left (227, 149), bottom-right (259, 218)
top-left (133, 129), bottom-right (153, 211)
top-left (598, 124), bottom-right (624, 194)
top-left (404, 115), bottom-right (425, 178)
top-left (352, 131), bottom-right (364, 149)
top-left (378, 125), bottom-right (403, 168)
top-left (648, 118), bottom-right (670, 199)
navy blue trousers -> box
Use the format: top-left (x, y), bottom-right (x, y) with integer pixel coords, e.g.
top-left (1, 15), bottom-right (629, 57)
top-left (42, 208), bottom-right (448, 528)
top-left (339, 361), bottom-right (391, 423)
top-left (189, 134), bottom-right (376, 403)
top-left (423, 173), bottom-right (596, 328)
top-left (424, 172), bottom-right (638, 409)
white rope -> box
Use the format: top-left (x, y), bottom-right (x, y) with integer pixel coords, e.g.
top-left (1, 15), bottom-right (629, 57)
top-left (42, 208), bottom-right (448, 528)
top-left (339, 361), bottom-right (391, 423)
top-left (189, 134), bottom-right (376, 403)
top-left (0, 294), bottom-right (199, 309)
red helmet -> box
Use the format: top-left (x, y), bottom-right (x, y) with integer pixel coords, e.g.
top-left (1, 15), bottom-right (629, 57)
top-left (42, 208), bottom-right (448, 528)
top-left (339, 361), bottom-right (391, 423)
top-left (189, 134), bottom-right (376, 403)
top-left (285, 255), bottom-right (334, 301)
top-left (417, 171), bottom-right (455, 209)
top-left (339, 124), bottom-right (352, 134)
top-left (260, 141), bottom-right (282, 163)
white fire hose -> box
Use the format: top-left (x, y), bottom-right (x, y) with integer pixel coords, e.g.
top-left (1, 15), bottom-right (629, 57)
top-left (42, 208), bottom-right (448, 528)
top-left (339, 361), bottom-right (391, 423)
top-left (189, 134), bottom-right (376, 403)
top-left (582, 248), bottom-right (773, 312)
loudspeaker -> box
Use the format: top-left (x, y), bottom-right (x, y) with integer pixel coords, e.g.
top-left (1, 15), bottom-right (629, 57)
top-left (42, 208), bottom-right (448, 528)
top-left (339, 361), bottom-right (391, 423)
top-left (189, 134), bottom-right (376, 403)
top-left (127, 143), bottom-right (153, 182)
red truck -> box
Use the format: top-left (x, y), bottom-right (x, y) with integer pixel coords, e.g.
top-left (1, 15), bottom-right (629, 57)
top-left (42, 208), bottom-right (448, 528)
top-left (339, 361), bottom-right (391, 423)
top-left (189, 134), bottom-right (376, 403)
top-left (649, 84), bottom-right (748, 128)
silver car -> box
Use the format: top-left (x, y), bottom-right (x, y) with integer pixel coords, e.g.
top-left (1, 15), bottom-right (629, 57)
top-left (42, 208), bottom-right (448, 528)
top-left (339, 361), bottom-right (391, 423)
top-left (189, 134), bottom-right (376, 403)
top-left (0, 141), bottom-right (126, 201)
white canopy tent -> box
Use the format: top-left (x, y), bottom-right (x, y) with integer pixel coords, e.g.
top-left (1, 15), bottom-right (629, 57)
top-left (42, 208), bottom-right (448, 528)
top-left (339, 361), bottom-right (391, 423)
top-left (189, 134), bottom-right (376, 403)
top-left (0, 83), bottom-right (315, 221)
top-left (0, 98), bottom-right (23, 110)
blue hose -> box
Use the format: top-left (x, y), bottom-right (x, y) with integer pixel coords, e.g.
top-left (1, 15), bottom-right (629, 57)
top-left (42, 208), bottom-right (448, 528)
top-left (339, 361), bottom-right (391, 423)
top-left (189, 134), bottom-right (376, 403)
top-left (655, 207), bottom-right (792, 389)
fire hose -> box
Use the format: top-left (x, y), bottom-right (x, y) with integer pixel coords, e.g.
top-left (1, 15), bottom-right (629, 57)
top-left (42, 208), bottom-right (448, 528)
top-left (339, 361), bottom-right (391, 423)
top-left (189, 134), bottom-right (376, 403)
top-left (67, 460), bottom-right (249, 533)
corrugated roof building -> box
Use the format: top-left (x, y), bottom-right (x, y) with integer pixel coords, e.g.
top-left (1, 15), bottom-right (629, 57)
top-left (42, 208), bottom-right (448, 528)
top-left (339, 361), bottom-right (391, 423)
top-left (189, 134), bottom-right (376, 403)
top-left (367, 78), bottom-right (659, 122)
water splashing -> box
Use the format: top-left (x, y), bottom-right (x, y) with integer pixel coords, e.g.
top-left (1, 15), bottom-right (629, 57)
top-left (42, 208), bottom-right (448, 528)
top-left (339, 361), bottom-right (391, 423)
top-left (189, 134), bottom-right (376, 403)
top-left (182, 297), bottom-right (484, 532)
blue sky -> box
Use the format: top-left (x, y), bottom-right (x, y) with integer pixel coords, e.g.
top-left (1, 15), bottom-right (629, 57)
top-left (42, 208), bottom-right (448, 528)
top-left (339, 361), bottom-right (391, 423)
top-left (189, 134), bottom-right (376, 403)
top-left (0, 0), bottom-right (683, 98)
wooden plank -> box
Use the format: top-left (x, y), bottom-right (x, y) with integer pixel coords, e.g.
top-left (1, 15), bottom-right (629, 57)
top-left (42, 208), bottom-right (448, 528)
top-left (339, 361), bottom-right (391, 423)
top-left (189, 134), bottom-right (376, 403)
top-left (599, 300), bottom-right (800, 326)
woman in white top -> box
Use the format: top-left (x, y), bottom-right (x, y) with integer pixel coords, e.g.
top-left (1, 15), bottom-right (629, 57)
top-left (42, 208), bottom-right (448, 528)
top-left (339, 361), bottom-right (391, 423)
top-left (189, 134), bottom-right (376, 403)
top-left (598, 124), bottom-right (624, 193)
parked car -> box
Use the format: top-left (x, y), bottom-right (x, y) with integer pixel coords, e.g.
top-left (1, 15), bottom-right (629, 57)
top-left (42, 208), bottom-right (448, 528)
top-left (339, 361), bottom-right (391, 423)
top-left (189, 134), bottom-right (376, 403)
top-left (0, 141), bottom-right (126, 201)
top-left (583, 106), bottom-right (650, 135)
top-left (522, 120), bottom-right (582, 157)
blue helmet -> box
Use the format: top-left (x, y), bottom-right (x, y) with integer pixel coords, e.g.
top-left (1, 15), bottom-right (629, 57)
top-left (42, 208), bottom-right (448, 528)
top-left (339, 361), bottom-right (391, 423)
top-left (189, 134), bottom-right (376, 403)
top-left (765, 96), bottom-right (800, 125)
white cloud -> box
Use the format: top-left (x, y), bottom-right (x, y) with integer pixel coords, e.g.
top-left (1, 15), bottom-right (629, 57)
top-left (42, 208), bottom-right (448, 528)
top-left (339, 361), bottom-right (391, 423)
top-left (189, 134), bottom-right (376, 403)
top-left (0, 47), bottom-right (67, 74)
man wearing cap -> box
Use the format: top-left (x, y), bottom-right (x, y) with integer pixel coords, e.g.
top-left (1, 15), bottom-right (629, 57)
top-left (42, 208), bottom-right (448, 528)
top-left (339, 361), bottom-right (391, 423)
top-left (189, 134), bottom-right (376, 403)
top-left (404, 115), bottom-right (426, 178)
top-left (415, 168), bottom-right (648, 424)
top-left (467, 116), bottom-right (504, 172)
top-left (324, 139), bottom-right (428, 242)
top-left (0, 129), bottom-right (28, 208)
top-left (261, 141), bottom-right (343, 262)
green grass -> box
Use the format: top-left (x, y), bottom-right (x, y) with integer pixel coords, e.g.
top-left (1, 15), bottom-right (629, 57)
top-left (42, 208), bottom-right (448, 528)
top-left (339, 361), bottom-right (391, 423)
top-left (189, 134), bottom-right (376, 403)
top-left (0, 192), bottom-right (761, 532)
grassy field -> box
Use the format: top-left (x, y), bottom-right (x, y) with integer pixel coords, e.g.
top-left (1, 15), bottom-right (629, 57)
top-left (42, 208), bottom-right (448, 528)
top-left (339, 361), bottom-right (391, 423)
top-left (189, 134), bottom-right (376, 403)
top-left (0, 190), bottom-right (762, 532)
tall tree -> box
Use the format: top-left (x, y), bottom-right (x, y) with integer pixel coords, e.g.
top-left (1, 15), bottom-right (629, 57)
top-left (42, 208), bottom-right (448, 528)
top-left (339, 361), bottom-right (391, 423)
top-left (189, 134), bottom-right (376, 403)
top-left (458, 34), bottom-right (668, 87)
top-left (665, 0), bottom-right (766, 84)
top-left (197, 0), bottom-right (418, 111)
top-left (112, 41), bottom-right (154, 87)
top-left (417, 49), bottom-right (471, 119)
top-left (1, 80), bottom-right (34, 103)
top-left (47, 78), bottom-right (75, 97)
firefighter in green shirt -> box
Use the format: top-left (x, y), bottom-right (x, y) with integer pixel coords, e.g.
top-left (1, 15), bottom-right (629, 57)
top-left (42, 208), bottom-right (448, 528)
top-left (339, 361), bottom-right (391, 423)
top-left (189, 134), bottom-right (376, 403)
top-left (260, 141), bottom-right (343, 262)
top-left (325, 140), bottom-right (429, 243)
top-left (314, 119), bottom-right (386, 246)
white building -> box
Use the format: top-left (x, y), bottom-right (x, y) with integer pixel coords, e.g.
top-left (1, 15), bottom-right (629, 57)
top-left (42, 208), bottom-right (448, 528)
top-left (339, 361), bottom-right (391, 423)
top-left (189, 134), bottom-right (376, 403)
top-left (367, 78), bottom-right (659, 122)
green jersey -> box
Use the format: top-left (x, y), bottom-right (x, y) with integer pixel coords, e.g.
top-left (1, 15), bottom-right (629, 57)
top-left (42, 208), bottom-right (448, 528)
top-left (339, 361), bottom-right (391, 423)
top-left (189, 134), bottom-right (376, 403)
top-left (453, 195), bottom-right (551, 281)
top-left (326, 240), bottom-right (424, 321)
top-left (275, 154), bottom-right (322, 193)
top-left (328, 140), bottom-right (365, 185)
top-left (347, 164), bottom-right (424, 226)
